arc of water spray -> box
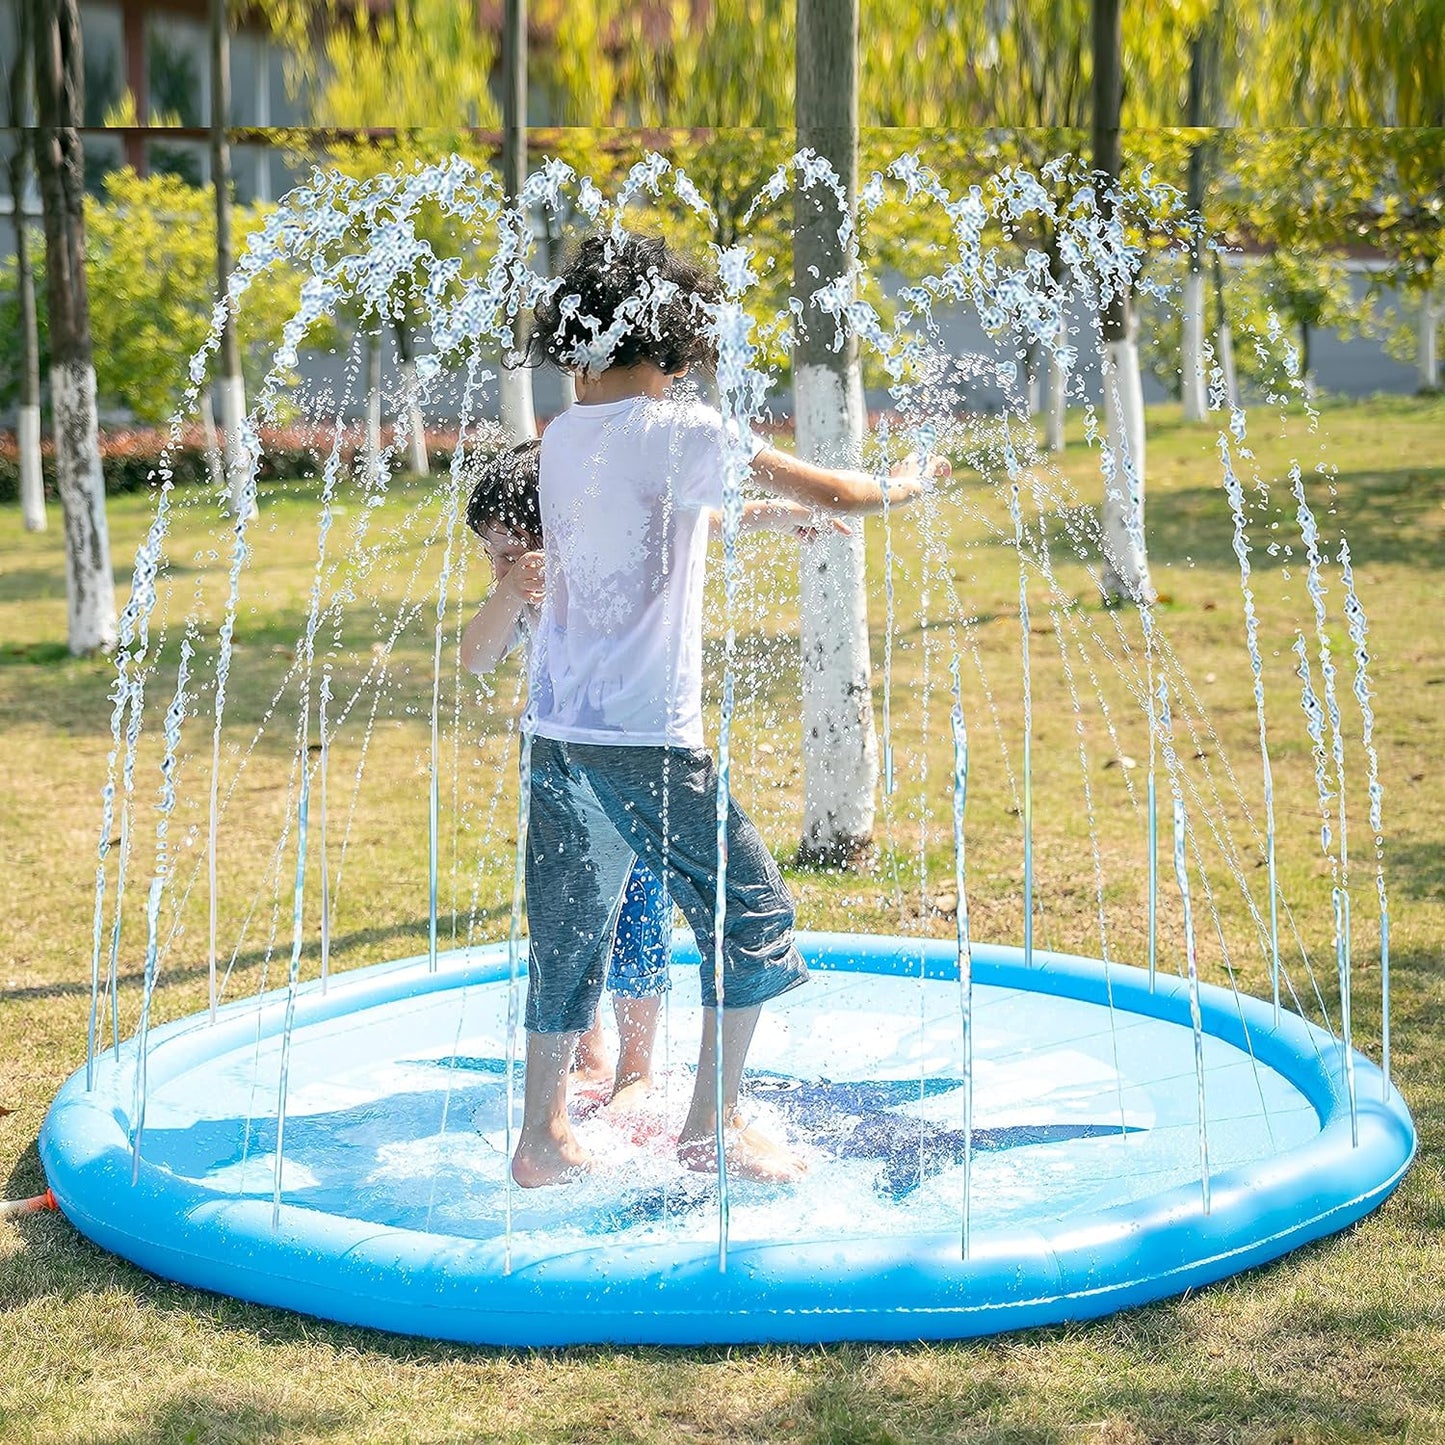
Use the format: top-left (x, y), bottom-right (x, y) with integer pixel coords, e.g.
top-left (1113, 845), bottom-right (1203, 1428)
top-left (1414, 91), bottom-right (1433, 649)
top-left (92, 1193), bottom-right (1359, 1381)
top-left (1217, 407), bottom-right (1280, 1022)
top-left (129, 639), bottom-right (194, 1179)
top-left (1293, 635), bottom-right (1359, 1146)
top-left (426, 373), bottom-right (472, 974)
top-left (503, 731), bottom-right (532, 1277)
top-left (318, 668), bottom-right (332, 993)
top-left (948, 657), bottom-right (974, 1258)
top-left (1338, 540), bottom-right (1391, 1099)
top-left (1171, 796), bottom-right (1212, 1214)
top-left (204, 406), bottom-right (266, 1024)
top-left (1008, 483), bottom-right (1034, 967)
top-left (707, 248), bottom-right (769, 1272)
top-left (1293, 470), bottom-right (1357, 1147)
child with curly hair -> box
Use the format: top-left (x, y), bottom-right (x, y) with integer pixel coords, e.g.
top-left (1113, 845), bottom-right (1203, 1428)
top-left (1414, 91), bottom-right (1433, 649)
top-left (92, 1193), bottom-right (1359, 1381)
top-left (511, 229), bottom-right (946, 1187)
top-left (461, 439), bottom-right (842, 1111)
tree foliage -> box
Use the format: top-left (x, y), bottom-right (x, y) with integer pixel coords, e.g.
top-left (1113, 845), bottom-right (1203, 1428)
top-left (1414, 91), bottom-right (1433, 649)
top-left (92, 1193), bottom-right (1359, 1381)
top-left (82, 168), bottom-right (323, 422)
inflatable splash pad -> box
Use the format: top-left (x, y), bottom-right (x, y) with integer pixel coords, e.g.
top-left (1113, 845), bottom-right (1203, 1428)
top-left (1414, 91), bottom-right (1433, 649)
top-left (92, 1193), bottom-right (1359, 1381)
top-left (41, 932), bottom-right (1414, 1346)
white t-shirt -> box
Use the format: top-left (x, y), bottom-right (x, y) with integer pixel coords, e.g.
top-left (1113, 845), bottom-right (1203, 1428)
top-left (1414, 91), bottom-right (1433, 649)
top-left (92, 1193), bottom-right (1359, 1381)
top-left (526, 393), bottom-right (763, 748)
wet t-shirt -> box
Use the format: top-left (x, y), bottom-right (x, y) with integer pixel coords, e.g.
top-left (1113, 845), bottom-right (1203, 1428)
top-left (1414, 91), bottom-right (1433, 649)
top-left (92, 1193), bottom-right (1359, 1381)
top-left (526, 394), bottom-right (764, 748)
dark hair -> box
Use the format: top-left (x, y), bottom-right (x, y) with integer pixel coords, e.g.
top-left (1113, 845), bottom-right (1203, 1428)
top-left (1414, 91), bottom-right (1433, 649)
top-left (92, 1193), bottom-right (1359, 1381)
top-left (525, 230), bottom-right (721, 376)
top-left (464, 438), bottom-right (542, 541)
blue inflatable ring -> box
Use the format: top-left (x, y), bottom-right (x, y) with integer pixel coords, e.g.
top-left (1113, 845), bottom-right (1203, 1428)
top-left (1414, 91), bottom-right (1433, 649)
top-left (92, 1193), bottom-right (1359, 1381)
top-left (41, 932), bottom-right (1415, 1345)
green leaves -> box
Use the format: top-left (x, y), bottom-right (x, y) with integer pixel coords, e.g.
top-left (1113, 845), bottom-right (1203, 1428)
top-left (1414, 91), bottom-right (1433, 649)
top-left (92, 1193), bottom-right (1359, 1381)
top-left (83, 169), bottom-right (320, 423)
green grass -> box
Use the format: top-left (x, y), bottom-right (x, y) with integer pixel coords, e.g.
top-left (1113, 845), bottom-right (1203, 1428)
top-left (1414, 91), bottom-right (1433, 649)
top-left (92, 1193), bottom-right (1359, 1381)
top-left (2, 396), bottom-right (1444, 1443)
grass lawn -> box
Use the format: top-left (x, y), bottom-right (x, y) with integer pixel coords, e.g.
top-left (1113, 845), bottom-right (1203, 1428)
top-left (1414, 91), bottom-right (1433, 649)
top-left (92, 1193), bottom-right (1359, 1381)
top-left (2, 393), bottom-right (1443, 1444)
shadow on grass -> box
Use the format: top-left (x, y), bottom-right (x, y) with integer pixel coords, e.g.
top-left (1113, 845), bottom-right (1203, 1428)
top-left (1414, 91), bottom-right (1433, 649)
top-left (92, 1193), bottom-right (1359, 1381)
top-left (1386, 839), bottom-right (1445, 905)
top-left (1142, 464), bottom-right (1445, 577)
top-left (86, 1396), bottom-right (353, 1445)
top-left (1, 910), bottom-right (509, 1005)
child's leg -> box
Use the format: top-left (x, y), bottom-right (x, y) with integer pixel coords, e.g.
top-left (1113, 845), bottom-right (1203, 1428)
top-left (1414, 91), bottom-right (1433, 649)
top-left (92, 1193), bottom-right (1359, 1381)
top-left (605, 861), bottom-right (671, 1108)
top-left (609, 995), bottom-right (663, 1109)
top-left (512, 1028), bottom-right (591, 1186)
top-left (513, 736), bottom-right (635, 1185)
top-left (677, 1005), bottom-right (807, 1183)
top-left (570, 745), bottom-right (807, 1177)
top-left (571, 1014), bottom-right (611, 1088)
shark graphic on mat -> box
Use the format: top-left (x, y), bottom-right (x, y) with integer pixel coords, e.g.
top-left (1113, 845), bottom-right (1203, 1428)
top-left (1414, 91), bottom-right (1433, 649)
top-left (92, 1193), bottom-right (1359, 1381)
top-left (423, 1055), bottom-right (1141, 1210)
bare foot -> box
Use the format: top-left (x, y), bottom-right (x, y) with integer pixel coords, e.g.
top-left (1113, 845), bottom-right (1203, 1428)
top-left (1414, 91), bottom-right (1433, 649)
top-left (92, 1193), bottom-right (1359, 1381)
top-left (604, 1073), bottom-right (654, 1114)
top-left (677, 1113), bottom-right (808, 1184)
top-left (510, 1124), bottom-right (595, 1188)
top-left (569, 1056), bottom-right (612, 1091)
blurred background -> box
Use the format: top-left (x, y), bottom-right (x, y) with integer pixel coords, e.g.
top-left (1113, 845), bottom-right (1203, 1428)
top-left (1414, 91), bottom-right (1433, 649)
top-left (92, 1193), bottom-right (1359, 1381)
top-left (2, 1), bottom-right (1440, 469)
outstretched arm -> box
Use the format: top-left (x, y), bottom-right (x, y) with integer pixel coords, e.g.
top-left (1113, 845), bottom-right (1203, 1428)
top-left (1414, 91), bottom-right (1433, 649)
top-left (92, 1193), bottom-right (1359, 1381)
top-left (748, 448), bottom-right (949, 515)
top-left (706, 497), bottom-right (853, 543)
top-left (459, 552), bottom-right (544, 677)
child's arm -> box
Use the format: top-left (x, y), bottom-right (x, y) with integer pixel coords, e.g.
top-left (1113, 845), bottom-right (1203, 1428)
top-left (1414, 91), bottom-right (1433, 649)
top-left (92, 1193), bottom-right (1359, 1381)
top-left (459, 551), bottom-right (545, 677)
top-left (748, 449), bottom-right (948, 515)
top-left (706, 498), bottom-right (853, 543)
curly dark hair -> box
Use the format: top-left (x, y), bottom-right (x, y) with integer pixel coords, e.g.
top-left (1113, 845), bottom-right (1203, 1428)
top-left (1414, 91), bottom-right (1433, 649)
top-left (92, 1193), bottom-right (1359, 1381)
top-left (464, 438), bottom-right (542, 541)
top-left (524, 231), bottom-right (721, 376)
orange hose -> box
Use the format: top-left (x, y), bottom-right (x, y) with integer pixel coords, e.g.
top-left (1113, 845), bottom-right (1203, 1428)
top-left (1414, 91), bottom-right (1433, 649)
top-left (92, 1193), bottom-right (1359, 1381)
top-left (0, 1189), bottom-right (58, 1220)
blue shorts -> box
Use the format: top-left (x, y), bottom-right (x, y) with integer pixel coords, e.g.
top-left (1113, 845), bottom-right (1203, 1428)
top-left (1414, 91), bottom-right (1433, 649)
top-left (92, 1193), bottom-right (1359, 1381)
top-left (524, 737), bottom-right (807, 1033)
top-left (608, 861), bottom-right (670, 999)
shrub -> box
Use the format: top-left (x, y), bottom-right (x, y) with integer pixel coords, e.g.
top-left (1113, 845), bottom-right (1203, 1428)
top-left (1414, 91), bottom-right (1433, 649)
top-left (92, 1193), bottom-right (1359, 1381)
top-left (0, 424), bottom-right (463, 505)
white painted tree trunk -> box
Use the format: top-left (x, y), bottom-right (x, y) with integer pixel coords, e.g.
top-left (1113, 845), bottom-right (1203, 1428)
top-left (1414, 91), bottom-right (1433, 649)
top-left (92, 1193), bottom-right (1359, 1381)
top-left (51, 361), bottom-right (116, 653)
top-left (1418, 291), bottom-right (1440, 392)
top-left (366, 333), bottom-right (383, 483)
top-left (199, 383), bottom-right (225, 489)
top-left (1100, 337), bottom-right (1153, 604)
top-left (1026, 343), bottom-right (1042, 416)
top-left (219, 371), bottom-right (255, 519)
top-left (498, 362), bottom-right (537, 440)
top-left (1180, 268), bottom-right (1208, 421)
top-left (557, 369), bottom-right (576, 411)
top-left (1217, 324), bottom-right (1239, 409)
top-left (1045, 351), bottom-right (1067, 452)
top-left (795, 363), bottom-right (877, 860)
top-left (400, 358), bottom-right (430, 475)
top-left (18, 403), bottom-right (46, 532)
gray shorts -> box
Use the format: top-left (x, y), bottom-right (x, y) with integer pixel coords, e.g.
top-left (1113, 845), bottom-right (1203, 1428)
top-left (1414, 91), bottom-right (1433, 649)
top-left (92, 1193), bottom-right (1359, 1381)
top-left (524, 735), bottom-right (807, 1033)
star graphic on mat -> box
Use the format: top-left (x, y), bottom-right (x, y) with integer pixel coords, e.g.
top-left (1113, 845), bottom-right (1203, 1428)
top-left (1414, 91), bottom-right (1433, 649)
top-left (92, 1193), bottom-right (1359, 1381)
top-left (421, 1056), bottom-right (1140, 1205)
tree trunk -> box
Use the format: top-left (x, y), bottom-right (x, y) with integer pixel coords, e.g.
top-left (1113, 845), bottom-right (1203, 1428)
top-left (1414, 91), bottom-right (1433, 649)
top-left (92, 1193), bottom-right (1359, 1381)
top-left (211, 0), bottom-right (252, 518)
top-left (1180, 31), bottom-right (1211, 422)
top-left (32, 0), bottom-right (115, 652)
top-left (795, 0), bottom-right (876, 866)
top-left (1211, 249), bottom-right (1239, 408)
top-left (1418, 285), bottom-right (1440, 393)
top-left (199, 382), bottom-right (225, 488)
top-left (497, 0), bottom-right (536, 439)
top-left (1044, 230), bottom-right (1067, 452)
top-left (1045, 350), bottom-right (1068, 451)
top-left (1025, 339), bottom-right (1042, 415)
top-left (9, 148), bottom-right (47, 531)
top-left (8, 11), bottom-right (46, 532)
top-left (1181, 265), bottom-right (1208, 418)
top-left (394, 314), bottom-right (430, 475)
top-left (1092, 0), bottom-right (1152, 603)
top-left (365, 329), bottom-right (383, 481)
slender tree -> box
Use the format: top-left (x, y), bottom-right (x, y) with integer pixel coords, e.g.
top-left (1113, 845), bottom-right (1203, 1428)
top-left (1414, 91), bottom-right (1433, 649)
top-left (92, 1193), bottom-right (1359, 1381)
top-left (29, 0), bottom-right (116, 652)
top-left (6, 1), bottom-right (45, 531)
top-left (1180, 22), bottom-right (1216, 421)
top-left (497, 0), bottom-right (536, 440)
top-left (210, 0), bottom-right (252, 517)
top-left (1093, 0), bottom-right (1153, 603)
top-left (794, 0), bottom-right (877, 866)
